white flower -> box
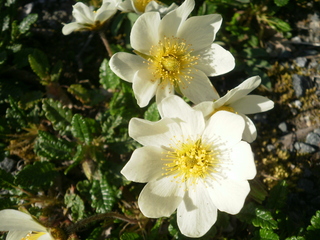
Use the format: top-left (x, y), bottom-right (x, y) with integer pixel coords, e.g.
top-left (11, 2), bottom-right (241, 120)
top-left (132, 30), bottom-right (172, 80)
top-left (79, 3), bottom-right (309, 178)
top-left (62, 0), bottom-right (118, 35)
top-left (117, 0), bottom-right (178, 15)
top-left (0, 209), bottom-right (54, 240)
top-left (121, 95), bottom-right (256, 238)
top-left (193, 76), bottom-right (274, 142)
top-left (110, 0), bottom-right (235, 107)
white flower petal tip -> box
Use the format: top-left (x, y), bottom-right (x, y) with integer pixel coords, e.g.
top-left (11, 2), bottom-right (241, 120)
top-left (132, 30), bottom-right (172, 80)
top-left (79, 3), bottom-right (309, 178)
top-left (0, 209), bottom-right (54, 239)
top-left (122, 95), bottom-right (256, 237)
top-left (110, 0), bottom-right (235, 108)
top-left (62, 0), bottom-right (118, 35)
top-left (118, 0), bottom-right (178, 15)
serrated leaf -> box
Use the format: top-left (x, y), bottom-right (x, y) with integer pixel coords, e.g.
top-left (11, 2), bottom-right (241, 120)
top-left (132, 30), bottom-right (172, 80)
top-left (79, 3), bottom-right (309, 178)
top-left (50, 60), bottom-right (62, 82)
top-left (268, 17), bottom-right (291, 32)
top-left (87, 227), bottom-right (103, 240)
top-left (64, 192), bottom-right (85, 221)
top-left (274, 0), bottom-right (289, 7)
top-left (11, 20), bottom-right (19, 40)
top-left (120, 232), bottom-right (141, 240)
top-left (258, 229), bottom-right (279, 240)
top-left (267, 180), bottom-right (288, 209)
top-left (28, 49), bottom-right (50, 82)
top-left (144, 102), bottom-right (159, 121)
top-left (99, 58), bottom-right (120, 90)
top-left (71, 114), bottom-right (93, 145)
top-left (101, 112), bottom-right (123, 140)
top-left (14, 161), bottom-right (58, 189)
top-left (64, 145), bottom-right (84, 175)
top-left (68, 84), bottom-right (91, 104)
top-left (90, 177), bottom-right (116, 213)
top-left (285, 237), bottom-right (305, 240)
top-left (307, 211), bottom-right (320, 230)
top-left (6, 95), bottom-right (28, 128)
top-left (19, 13), bottom-right (38, 34)
top-left (253, 208), bottom-right (278, 230)
top-left (35, 130), bottom-right (74, 160)
top-left (0, 168), bottom-right (15, 189)
top-left (43, 98), bottom-right (73, 133)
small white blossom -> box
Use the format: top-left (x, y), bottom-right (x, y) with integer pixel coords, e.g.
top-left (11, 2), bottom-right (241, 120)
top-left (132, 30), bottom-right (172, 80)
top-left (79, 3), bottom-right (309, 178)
top-left (110, 0), bottom-right (235, 107)
top-left (194, 76), bottom-right (274, 142)
top-left (62, 0), bottom-right (118, 35)
top-left (121, 95), bottom-right (256, 237)
top-left (117, 0), bottom-right (178, 15)
top-left (0, 209), bottom-right (54, 240)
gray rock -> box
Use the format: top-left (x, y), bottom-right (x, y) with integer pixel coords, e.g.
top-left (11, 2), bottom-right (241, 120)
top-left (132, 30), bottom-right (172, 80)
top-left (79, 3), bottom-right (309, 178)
top-left (0, 157), bottom-right (15, 172)
top-left (295, 57), bottom-right (307, 67)
top-left (306, 132), bottom-right (320, 148)
top-left (278, 122), bottom-right (288, 132)
top-left (292, 74), bottom-right (313, 98)
top-left (294, 142), bottom-right (316, 154)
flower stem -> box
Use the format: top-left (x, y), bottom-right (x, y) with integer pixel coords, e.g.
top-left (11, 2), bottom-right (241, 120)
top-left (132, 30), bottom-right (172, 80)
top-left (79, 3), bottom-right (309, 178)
top-left (99, 30), bottom-right (113, 58)
top-left (65, 212), bottom-right (138, 234)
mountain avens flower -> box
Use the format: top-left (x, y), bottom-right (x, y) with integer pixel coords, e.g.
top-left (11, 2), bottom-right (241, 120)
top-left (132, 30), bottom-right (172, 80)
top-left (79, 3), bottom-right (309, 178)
top-left (193, 76), bottom-right (274, 142)
top-left (117, 0), bottom-right (178, 15)
top-left (0, 209), bottom-right (55, 240)
top-left (62, 0), bottom-right (118, 35)
top-left (121, 95), bottom-right (256, 237)
top-left (110, 0), bottom-right (235, 107)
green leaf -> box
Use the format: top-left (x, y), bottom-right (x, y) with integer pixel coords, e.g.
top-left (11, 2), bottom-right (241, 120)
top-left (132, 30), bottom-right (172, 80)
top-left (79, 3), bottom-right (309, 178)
top-left (258, 229), bottom-right (279, 240)
top-left (68, 84), bottom-right (91, 104)
top-left (253, 208), bottom-right (278, 230)
top-left (28, 49), bottom-right (50, 82)
top-left (50, 60), bottom-right (63, 82)
top-left (144, 102), bottom-right (160, 121)
top-left (285, 237), bottom-right (305, 240)
top-left (35, 130), bottom-right (74, 160)
top-left (267, 180), bottom-right (288, 209)
top-left (18, 13), bottom-right (38, 34)
top-left (0, 50), bottom-right (7, 65)
top-left (64, 145), bottom-right (84, 175)
top-left (87, 227), bottom-right (103, 240)
top-left (120, 232), bottom-right (142, 240)
top-left (64, 192), bottom-right (85, 221)
top-left (101, 112), bottom-right (123, 140)
top-left (90, 177), bottom-right (116, 213)
top-left (307, 211), bottom-right (320, 230)
top-left (0, 168), bottom-right (15, 189)
top-left (274, 0), bottom-right (289, 7)
top-left (268, 17), bottom-right (291, 32)
top-left (99, 58), bottom-right (120, 90)
top-left (71, 114), bottom-right (93, 145)
top-left (42, 98), bottom-right (73, 133)
top-left (6, 95), bottom-right (28, 128)
top-left (14, 161), bottom-right (58, 189)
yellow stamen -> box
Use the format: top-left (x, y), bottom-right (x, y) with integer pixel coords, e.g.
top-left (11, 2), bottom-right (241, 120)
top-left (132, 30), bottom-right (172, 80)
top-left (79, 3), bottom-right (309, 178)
top-left (147, 36), bottom-right (199, 88)
top-left (162, 138), bottom-right (223, 186)
top-left (133, 0), bottom-right (154, 12)
top-left (211, 105), bottom-right (236, 116)
top-left (21, 232), bottom-right (46, 240)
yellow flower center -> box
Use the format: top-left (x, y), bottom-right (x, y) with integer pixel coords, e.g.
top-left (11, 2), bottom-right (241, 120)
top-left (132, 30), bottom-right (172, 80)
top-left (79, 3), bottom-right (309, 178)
top-left (211, 105), bottom-right (236, 116)
top-left (163, 138), bottom-right (222, 185)
top-left (147, 36), bottom-right (199, 88)
top-left (21, 232), bottom-right (46, 240)
top-left (133, 0), bottom-right (153, 12)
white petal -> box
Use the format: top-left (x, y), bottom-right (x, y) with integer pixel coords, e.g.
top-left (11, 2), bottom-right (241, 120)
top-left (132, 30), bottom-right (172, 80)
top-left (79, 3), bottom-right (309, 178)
top-left (7, 231), bottom-right (30, 240)
top-left (109, 52), bottom-right (145, 83)
top-left (138, 176), bottom-right (184, 218)
top-left (0, 209), bottom-right (47, 232)
top-left (241, 114), bottom-right (257, 143)
top-left (228, 141), bottom-right (256, 180)
top-left (131, 12), bottom-right (160, 53)
top-left (177, 181), bottom-right (218, 238)
top-left (72, 2), bottom-right (95, 23)
top-left (155, 82), bottom-right (174, 105)
top-left (157, 95), bottom-right (205, 138)
top-left (196, 43), bottom-right (235, 77)
top-left (62, 22), bottom-right (84, 35)
top-left (132, 69), bottom-right (159, 107)
top-left (117, 0), bottom-right (134, 12)
top-left (95, 9), bottom-right (117, 23)
top-left (159, 0), bottom-right (194, 38)
top-left (121, 146), bottom-right (165, 182)
top-left (180, 70), bottom-right (219, 104)
top-left (224, 76), bottom-right (261, 104)
top-left (193, 101), bottom-right (216, 120)
top-left (230, 95), bottom-right (274, 114)
top-left (203, 111), bottom-right (244, 147)
top-left (128, 117), bottom-right (181, 147)
top-left (208, 179), bottom-right (250, 214)
top-left (177, 14), bottom-right (222, 52)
